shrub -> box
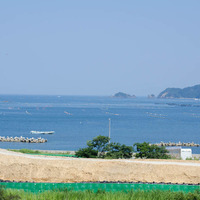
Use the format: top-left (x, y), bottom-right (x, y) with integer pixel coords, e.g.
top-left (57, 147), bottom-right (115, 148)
top-left (0, 187), bottom-right (21, 200)
top-left (134, 142), bottom-right (170, 159)
top-left (105, 142), bottom-right (133, 159)
top-left (75, 147), bottom-right (98, 158)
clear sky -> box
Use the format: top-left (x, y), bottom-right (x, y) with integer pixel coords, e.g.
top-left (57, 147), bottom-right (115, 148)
top-left (0, 1), bottom-right (199, 96)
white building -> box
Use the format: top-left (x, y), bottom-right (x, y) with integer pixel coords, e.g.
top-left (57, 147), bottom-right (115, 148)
top-left (181, 149), bottom-right (192, 160)
top-left (166, 147), bottom-right (192, 160)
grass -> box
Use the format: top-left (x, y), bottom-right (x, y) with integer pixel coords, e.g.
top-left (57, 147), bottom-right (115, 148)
top-left (8, 149), bottom-right (76, 157)
top-left (1, 187), bottom-right (200, 200)
top-left (9, 149), bottom-right (41, 154)
top-left (186, 157), bottom-right (200, 161)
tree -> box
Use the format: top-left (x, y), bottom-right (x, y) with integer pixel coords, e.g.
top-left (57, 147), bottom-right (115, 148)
top-left (105, 142), bottom-right (133, 159)
top-left (75, 135), bottom-right (133, 159)
top-left (105, 142), bottom-right (121, 159)
top-left (134, 142), bottom-right (170, 159)
top-left (75, 147), bottom-right (98, 158)
top-left (120, 144), bottom-right (133, 158)
top-left (75, 135), bottom-right (109, 158)
top-left (87, 135), bottom-right (110, 157)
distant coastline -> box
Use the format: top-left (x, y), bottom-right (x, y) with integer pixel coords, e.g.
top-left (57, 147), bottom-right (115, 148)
top-left (158, 84), bottom-right (200, 99)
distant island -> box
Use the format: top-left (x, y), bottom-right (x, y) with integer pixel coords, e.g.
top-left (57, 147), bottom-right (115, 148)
top-left (148, 94), bottom-right (155, 99)
top-left (158, 84), bottom-right (200, 99)
top-left (113, 92), bottom-right (136, 98)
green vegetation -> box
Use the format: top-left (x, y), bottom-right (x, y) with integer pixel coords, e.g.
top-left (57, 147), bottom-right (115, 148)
top-left (105, 142), bottom-right (133, 159)
top-left (75, 135), bottom-right (133, 159)
top-left (158, 84), bottom-right (200, 99)
top-left (0, 187), bottom-right (20, 200)
top-left (87, 135), bottom-right (110, 157)
top-left (75, 147), bottom-right (98, 158)
top-left (134, 142), bottom-right (170, 159)
top-left (9, 140), bottom-right (170, 160)
top-left (76, 136), bottom-right (170, 159)
top-left (186, 157), bottom-right (199, 161)
top-left (8, 149), bottom-right (76, 157)
top-left (0, 187), bottom-right (200, 200)
top-left (9, 149), bottom-right (41, 154)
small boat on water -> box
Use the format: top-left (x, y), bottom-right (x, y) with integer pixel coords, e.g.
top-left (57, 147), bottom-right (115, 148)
top-left (30, 131), bottom-right (55, 135)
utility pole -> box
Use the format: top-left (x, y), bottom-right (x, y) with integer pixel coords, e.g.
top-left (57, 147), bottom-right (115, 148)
top-left (109, 118), bottom-right (111, 143)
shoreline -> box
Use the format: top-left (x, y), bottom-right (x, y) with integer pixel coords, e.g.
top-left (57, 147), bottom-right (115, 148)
top-left (7, 149), bottom-right (200, 159)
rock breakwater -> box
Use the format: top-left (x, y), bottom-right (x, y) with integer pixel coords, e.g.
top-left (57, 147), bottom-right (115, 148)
top-left (153, 141), bottom-right (200, 147)
top-left (0, 136), bottom-right (47, 143)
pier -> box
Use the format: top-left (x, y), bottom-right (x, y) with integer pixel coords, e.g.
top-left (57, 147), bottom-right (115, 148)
top-left (0, 136), bottom-right (47, 143)
top-left (153, 141), bottom-right (200, 147)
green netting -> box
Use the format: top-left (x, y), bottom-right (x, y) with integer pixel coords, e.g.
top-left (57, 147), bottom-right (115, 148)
top-left (0, 182), bottom-right (199, 193)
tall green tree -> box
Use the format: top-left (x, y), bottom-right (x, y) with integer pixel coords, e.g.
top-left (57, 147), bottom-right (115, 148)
top-left (106, 143), bottom-right (133, 159)
top-left (87, 135), bottom-right (110, 157)
top-left (134, 142), bottom-right (170, 159)
top-left (120, 144), bottom-right (133, 158)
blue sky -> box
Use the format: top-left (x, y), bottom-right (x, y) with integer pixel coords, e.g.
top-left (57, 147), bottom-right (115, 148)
top-left (0, 1), bottom-right (199, 96)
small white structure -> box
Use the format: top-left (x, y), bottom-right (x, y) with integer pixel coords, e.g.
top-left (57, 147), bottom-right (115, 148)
top-left (181, 148), bottom-right (192, 160)
top-left (166, 147), bottom-right (192, 160)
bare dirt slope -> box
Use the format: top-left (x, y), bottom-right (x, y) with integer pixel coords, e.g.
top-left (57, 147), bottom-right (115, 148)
top-left (0, 149), bottom-right (200, 184)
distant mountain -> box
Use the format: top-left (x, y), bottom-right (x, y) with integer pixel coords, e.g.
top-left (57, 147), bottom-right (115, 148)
top-left (113, 92), bottom-right (136, 98)
top-left (158, 84), bottom-right (200, 99)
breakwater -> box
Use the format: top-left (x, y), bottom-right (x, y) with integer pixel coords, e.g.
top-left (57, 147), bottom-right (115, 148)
top-left (0, 136), bottom-right (47, 143)
top-left (154, 141), bottom-right (200, 147)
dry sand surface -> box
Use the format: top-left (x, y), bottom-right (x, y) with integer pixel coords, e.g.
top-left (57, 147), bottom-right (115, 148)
top-left (0, 149), bottom-right (200, 184)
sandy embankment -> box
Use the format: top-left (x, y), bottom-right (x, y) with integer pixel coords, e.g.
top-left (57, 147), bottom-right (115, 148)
top-left (0, 149), bottom-right (200, 184)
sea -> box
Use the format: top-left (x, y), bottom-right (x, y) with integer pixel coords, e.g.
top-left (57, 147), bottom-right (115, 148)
top-left (0, 95), bottom-right (200, 153)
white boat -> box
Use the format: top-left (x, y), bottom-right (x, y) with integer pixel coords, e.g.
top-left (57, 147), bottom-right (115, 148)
top-left (30, 131), bottom-right (55, 135)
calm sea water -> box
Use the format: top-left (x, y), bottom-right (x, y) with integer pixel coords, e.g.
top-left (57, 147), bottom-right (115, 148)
top-left (0, 95), bottom-right (200, 153)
